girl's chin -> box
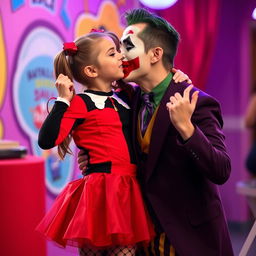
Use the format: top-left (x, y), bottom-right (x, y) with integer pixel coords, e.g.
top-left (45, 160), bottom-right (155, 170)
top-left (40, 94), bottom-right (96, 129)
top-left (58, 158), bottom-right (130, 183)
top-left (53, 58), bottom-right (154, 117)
top-left (117, 72), bottom-right (124, 79)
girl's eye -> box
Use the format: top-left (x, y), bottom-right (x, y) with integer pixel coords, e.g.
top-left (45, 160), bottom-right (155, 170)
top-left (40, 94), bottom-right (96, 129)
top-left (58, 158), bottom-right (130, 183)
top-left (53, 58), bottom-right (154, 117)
top-left (110, 53), bottom-right (116, 57)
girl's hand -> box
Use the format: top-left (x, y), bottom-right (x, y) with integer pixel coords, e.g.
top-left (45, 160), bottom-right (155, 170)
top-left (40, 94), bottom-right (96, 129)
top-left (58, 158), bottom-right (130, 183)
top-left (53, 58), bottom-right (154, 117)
top-left (166, 85), bottom-right (199, 140)
top-left (172, 68), bottom-right (192, 84)
top-left (55, 74), bottom-right (75, 102)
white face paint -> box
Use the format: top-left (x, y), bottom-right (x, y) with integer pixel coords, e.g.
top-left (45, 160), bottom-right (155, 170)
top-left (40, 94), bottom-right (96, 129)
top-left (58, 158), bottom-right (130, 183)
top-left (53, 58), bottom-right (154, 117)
top-left (120, 24), bottom-right (151, 82)
top-left (120, 25), bottom-right (145, 61)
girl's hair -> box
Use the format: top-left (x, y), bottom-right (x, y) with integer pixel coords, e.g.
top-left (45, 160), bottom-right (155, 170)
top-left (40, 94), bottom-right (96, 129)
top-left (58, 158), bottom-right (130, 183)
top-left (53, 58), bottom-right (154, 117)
top-left (54, 31), bottom-right (121, 85)
top-left (54, 31), bottom-right (133, 159)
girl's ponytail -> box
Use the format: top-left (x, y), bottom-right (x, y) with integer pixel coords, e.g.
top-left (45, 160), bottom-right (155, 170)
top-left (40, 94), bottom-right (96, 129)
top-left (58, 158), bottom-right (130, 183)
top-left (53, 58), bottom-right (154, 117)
top-left (54, 50), bottom-right (74, 82)
top-left (54, 50), bottom-right (74, 160)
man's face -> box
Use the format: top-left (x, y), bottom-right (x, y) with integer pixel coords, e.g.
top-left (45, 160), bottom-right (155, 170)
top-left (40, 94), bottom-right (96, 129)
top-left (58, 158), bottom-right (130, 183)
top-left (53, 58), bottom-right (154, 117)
top-left (120, 23), bottom-right (151, 83)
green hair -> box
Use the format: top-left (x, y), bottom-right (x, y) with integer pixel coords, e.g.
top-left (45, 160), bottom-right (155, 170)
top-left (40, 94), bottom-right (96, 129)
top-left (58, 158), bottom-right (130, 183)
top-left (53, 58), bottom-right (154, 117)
top-left (125, 8), bottom-right (180, 69)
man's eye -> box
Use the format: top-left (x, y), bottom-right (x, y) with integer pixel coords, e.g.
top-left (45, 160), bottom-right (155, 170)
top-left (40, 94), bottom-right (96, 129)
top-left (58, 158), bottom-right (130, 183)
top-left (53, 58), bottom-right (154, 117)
top-left (123, 36), bottom-right (135, 52)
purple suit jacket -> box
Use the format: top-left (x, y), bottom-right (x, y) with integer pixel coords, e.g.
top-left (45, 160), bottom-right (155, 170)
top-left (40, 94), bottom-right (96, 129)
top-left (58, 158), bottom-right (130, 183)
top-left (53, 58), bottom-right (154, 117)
top-left (131, 81), bottom-right (234, 256)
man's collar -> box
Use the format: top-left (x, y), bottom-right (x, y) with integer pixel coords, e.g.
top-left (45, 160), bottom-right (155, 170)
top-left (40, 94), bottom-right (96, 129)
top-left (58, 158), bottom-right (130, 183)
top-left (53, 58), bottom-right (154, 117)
top-left (141, 72), bottom-right (173, 106)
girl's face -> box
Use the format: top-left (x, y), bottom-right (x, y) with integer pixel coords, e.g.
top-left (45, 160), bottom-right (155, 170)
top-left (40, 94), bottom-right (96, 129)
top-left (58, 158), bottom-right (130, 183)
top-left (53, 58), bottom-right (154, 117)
top-left (95, 36), bottom-right (124, 82)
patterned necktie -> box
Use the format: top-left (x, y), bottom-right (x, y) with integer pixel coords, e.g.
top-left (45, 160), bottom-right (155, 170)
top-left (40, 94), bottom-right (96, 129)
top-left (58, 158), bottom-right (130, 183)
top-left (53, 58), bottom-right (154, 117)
top-left (140, 92), bottom-right (154, 136)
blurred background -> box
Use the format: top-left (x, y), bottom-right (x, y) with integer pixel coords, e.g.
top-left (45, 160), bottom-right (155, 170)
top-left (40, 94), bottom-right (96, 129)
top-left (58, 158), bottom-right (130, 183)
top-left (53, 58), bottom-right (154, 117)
top-left (0, 0), bottom-right (256, 255)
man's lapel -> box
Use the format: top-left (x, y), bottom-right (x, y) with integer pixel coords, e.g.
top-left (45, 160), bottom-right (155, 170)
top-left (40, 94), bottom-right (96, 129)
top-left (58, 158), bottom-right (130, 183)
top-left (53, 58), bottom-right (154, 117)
top-left (145, 80), bottom-right (178, 182)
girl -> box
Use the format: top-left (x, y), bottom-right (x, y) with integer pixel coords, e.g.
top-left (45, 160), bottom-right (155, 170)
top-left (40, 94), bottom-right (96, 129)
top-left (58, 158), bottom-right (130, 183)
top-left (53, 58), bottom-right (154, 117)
top-left (37, 31), bottom-right (155, 256)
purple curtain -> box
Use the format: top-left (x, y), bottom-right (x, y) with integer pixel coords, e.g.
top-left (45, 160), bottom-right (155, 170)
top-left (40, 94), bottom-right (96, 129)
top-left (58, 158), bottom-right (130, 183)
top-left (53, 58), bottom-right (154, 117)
top-left (157, 0), bottom-right (220, 90)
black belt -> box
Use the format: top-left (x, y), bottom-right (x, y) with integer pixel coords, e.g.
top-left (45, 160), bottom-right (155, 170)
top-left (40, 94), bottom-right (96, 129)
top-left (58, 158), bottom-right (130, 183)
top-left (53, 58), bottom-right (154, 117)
top-left (85, 161), bottom-right (112, 176)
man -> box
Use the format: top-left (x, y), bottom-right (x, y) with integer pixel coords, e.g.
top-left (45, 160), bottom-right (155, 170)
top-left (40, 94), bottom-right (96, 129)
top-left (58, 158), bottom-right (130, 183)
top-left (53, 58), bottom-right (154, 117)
top-left (79, 8), bottom-right (233, 256)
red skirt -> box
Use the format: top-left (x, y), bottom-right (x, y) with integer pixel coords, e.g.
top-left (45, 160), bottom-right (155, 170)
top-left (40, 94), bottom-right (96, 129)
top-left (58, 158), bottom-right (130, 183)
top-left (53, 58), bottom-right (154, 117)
top-left (36, 172), bottom-right (155, 248)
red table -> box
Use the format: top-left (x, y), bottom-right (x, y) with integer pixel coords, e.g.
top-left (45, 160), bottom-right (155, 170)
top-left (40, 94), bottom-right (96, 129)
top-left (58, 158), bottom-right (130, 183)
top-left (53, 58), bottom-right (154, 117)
top-left (0, 155), bottom-right (46, 256)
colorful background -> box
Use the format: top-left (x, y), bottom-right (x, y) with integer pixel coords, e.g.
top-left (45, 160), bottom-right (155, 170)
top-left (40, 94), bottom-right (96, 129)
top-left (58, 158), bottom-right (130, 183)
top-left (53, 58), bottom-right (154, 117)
top-left (0, 0), bottom-right (256, 255)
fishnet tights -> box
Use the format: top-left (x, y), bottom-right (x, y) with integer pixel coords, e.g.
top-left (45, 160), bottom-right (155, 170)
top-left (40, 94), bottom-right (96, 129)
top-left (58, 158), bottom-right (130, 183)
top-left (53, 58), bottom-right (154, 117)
top-left (79, 245), bottom-right (136, 256)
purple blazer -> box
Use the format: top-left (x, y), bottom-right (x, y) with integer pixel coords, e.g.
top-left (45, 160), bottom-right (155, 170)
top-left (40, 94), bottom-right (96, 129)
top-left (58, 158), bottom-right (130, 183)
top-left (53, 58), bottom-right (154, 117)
top-left (131, 81), bottom-right (234, 256)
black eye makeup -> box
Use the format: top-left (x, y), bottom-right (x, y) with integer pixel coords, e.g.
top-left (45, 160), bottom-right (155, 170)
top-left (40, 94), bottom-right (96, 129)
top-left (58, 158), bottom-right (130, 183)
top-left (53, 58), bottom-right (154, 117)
top-left (122, 36), bottom-right (135, 51)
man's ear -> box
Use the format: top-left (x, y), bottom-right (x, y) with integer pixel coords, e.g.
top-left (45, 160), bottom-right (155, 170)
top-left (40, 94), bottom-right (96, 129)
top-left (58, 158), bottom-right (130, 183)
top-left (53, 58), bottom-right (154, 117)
top-left (150, 47), bottom-right (163, 64)
top-left (83, 65), bottom-right (98, 78)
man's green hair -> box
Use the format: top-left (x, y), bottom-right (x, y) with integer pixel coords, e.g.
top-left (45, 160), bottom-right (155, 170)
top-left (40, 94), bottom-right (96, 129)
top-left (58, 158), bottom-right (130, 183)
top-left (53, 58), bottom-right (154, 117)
top-left (125, 8), bottom-right (180, 69)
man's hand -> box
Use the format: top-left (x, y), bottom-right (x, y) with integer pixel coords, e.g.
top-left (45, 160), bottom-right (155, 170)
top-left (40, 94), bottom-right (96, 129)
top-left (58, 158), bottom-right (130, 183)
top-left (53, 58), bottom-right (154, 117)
top-left (78, 150), bottom-right (89, 175)
top-left (166, 85), bottom-right (199, 141)
top-left (55, 74), bottom-right (75, 102)
top-left (172, 68), bottom-right (192, 84)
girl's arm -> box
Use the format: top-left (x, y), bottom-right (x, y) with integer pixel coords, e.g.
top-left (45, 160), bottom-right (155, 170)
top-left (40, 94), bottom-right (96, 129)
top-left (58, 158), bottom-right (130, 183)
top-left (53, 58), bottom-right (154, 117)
top-left (38, 96), bottom-right (87, 150)
top-left (39, 74), bottom-right (87, 149)
top-left (38, 101), bottom-right (69, 149)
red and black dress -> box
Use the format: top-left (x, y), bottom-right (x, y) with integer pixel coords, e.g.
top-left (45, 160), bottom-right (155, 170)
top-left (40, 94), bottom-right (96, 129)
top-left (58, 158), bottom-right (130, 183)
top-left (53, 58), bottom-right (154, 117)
top-left (37, 89), bottom-right (155, 248)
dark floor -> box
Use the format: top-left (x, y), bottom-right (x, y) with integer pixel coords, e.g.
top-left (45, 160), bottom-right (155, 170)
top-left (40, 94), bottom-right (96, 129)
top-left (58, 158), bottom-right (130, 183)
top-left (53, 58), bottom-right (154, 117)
top-left (229, 221), bottom-right (256, 256)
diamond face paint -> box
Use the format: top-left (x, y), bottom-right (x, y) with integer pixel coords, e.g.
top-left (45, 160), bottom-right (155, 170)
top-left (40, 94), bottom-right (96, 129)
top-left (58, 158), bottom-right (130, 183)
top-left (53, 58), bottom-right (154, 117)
top-left (122, 36), bottom-right (135, 52)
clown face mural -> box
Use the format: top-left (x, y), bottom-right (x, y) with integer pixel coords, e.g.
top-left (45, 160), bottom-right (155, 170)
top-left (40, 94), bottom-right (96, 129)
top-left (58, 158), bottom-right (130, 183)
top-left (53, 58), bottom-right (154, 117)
top-left (120, 23), bottom-right (151, 83)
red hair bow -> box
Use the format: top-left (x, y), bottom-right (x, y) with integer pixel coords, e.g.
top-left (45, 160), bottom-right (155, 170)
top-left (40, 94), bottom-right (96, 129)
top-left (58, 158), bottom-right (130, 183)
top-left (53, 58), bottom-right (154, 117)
top-left (90, 28), bottom-right (105, 33)
top-left (63, 42), bottom-right (78, 56)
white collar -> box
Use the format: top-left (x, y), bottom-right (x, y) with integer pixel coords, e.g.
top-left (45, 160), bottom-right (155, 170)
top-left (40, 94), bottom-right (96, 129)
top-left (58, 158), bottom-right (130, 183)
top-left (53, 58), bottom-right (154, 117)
top-left (83, 91), bottom-right (130, 110)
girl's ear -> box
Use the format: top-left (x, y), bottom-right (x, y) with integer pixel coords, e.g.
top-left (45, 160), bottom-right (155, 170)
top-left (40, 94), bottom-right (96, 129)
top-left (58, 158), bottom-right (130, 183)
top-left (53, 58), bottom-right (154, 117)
top-left (150, 47), bottom-right (164, 64)
top-left (83, 65), bottom-right (98, 78)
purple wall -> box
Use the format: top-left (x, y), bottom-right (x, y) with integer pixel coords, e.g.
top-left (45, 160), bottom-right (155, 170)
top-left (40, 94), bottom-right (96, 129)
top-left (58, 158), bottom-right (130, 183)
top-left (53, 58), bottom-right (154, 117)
top-left (206, 0), bottom-right (256, 221)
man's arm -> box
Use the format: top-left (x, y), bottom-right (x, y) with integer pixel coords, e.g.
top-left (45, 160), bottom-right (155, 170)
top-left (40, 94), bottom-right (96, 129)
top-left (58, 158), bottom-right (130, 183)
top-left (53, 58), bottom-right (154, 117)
top-left (181, 94), bottom-right (231, 185)
top-left (78, 150), bottom-right (89, 174)
top-left (167, 86), bottom-right (231, 185)
top-left (166, 85), bottom-right (198, 141)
